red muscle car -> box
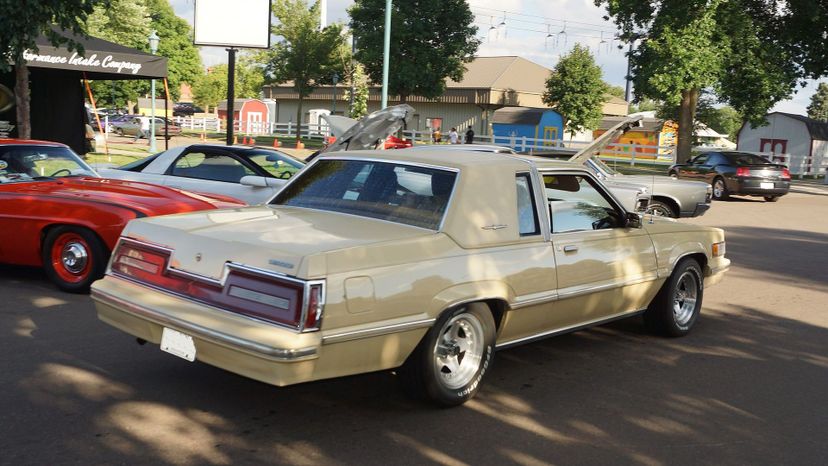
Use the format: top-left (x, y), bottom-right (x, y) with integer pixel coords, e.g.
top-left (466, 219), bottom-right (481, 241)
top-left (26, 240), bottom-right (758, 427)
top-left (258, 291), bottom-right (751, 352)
top-left (0, 139), bottom-right (242, 292)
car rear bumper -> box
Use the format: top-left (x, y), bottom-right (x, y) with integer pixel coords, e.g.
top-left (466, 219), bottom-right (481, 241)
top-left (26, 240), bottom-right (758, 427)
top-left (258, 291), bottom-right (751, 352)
top-left (91, 276), bottom-right (425, 387)
top-left (731, 178), bottom-right (790, 196)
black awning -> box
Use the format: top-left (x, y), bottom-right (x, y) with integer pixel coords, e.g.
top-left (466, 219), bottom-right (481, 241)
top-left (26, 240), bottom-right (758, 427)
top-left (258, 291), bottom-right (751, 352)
top-left (24, 29), bottom-right (167, 80)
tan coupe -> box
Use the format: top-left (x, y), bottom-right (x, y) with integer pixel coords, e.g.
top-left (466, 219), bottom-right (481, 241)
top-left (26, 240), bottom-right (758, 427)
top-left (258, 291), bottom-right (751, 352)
top-left (91, 150), bottom-right (729, 406)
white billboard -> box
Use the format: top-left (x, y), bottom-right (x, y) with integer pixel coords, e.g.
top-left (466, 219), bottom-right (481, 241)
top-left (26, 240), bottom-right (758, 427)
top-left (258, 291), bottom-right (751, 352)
top-left (194, 0), bottom-right (271, 49)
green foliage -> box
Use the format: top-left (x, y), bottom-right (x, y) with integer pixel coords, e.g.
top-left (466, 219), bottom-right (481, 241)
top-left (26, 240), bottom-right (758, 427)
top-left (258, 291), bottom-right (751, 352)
top-left (542, 44), bottom-right (609, 137)
top-left (0, 0), bottom-right (101, 70)
top-left (192, 56), bottom-right (265, 111)
top-left (144, 0), bottom-right (203, 101)
top-left (265, 0), bottom-right (347, 137)
top-left (346, 63), bottom-right (369, 119)
top-left (659, 92), bottom-right (742, 140)
top-left (630, 97), bottom-right (658, 113)
top-left (807, 83), bottom-right (828, 122)
top-left (86, 0), bottom-right (151, 109)
top-left (606, 84), bottom-right (626, 99)
top-left (349, 0), bottom-right (480, 100)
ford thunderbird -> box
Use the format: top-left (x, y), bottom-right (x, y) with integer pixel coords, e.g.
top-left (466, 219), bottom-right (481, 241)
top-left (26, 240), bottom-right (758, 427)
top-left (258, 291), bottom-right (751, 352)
top-left (91, 149), bottom-right (730, 406)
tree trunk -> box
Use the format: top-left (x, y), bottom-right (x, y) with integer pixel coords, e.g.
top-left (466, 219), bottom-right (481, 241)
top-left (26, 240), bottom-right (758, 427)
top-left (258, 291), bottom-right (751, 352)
top-left (14, 62), bottom-right (31, 139)
top-left (295, 92), bottom-right (304, 142)
top-left (676, 88), bottom-right (699, 164)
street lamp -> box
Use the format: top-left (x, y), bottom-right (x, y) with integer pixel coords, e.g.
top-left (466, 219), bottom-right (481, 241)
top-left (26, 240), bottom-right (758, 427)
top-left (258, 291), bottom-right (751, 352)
top-left (148, 30), bottom-right (159, 153)
top-left (332, 72), bottom-right (339, 115)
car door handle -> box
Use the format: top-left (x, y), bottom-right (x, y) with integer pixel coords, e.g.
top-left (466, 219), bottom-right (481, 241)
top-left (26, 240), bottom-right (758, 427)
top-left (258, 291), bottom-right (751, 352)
top-left (563, 245), bottom-right (579, 253)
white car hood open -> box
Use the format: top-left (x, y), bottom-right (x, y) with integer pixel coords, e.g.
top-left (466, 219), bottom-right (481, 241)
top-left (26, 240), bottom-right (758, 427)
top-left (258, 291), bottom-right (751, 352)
top-left (320, 104), bottom-right (414, 153)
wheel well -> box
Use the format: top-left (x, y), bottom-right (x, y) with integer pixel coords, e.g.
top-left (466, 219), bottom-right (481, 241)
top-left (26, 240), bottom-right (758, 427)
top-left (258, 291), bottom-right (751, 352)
top-left (40, 224), bottom-right (109, 253)
top-left (679, 252), bottom-right (708, 273)
top-left (651, 196), bottom-right (680, 216)
top-left (481, 299), bottom-right (509, 330)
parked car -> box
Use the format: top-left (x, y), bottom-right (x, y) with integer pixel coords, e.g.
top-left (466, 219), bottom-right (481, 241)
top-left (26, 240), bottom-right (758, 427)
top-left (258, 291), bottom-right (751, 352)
top-left (566, 117), bottom-right (713, 218)
top-left (669, 151), bottom-right (791, 202)
top-left (97, 145), bottom-right (306, 205)
top-left (91, 148), bottom-right (730, 406)
top-left (173, 102), bottom-right (204, 117)
top-left (0, 139), bottom-right (243, 292)
top-left (112, 116), bottom-right (182, 138)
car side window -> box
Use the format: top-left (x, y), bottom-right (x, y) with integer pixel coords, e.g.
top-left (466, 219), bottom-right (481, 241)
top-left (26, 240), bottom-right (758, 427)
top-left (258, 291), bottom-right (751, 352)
top-left (707, 153), bottom-right (725, 165)
top-left (543, 174), bottom-right (622, 233)
top-left (171, 151), bottom-right (254, 183)
top-left (516, 173), bottom-right (540, 236)
top-left (693, 154), bottom-right (709, 165)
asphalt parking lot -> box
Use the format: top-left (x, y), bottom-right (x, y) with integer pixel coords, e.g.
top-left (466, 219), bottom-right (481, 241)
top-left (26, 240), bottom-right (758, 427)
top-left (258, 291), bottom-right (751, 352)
top-left (1, 186), bottom-right (826, 466)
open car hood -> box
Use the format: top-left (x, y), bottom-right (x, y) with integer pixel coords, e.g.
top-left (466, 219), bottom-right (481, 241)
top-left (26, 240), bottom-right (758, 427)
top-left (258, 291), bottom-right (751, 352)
top-left (568, 115), bottom-right (644, 164)
top-left (320, 104), bottom-right (414, 153)
top-left (320, 114), bottom-right (359, 138)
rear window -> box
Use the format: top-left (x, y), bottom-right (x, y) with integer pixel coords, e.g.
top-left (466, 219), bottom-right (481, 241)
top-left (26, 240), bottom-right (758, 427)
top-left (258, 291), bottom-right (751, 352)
top-left (726, 152), bottom-right (773, 166)
top-left (271, 159), bottom-right (457, 230)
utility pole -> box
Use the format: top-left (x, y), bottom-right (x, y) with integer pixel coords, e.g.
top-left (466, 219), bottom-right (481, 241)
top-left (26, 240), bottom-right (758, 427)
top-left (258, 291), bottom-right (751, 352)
top-left (381, 0), bottom-right (391, 109)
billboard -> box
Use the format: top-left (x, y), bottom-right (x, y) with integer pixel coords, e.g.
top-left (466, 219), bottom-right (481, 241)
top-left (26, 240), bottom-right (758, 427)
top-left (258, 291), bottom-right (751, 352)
top-left (194, 0), bottom-right (271, 49)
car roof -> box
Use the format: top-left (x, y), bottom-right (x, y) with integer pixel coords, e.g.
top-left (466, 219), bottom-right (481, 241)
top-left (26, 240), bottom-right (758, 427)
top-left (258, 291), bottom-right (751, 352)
top-left (0, 138), bottom-right (69, 148)
top-left (319, 149), bottom-right (585, 172)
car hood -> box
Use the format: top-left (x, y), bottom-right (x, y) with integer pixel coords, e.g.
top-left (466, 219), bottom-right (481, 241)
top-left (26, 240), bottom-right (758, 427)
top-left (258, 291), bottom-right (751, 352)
top-left (320, 104), bottom-right (414, 153)
top-left (121, 205), bottom-right (437, 279)
top-left (5, 177), bottom-right (242, 216)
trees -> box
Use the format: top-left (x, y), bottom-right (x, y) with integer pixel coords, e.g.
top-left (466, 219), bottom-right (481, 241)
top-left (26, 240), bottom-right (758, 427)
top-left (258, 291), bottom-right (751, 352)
top-left (0, 0), bottom-right (100, 138)
top-left (265, 0), bottom-right (346, 140)
top-left (349, 0), bottom-right (479, 102)
top-left (144, 0), bottom-right (202, 102)
top-left (597, 0), bottom-right (805, 162)
top-left (346, 63), bottom-right (369, 119)
top-left (192, 57), bottom-right (265, 112)
top-left (807, 83), bottom-right (828, 122)
top-left (542, 44), bottom-right (609, 138)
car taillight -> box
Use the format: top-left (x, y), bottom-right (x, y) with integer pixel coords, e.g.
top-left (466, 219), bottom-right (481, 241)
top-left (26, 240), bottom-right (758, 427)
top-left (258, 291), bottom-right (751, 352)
top-left (781, 168), bottom-right (791, 179)
top-left (736, 167), bottom-right (751, 177)
top-left (109, 238), bottom-right (324, 332)
top-left (303, 283), bottom-right (325, 331)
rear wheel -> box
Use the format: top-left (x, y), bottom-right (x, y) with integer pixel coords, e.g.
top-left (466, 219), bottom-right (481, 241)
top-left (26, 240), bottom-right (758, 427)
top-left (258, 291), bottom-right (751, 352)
top-left (115, 128), bottom-right (124, 136)
top-left (668, 170), bottom-right (678, 179)
top-left (764, 196), bottom-right (779, 202)
top-left (646, 200), bottom-right (677, 218)
top-left (398, 305), bottom-right (495, 407)
top-left (712, 177), bottom-right (729, 201)
top-left (644, 258), bottom-right (703, 337)
top-left (42, 226), bottom-right (107, 293)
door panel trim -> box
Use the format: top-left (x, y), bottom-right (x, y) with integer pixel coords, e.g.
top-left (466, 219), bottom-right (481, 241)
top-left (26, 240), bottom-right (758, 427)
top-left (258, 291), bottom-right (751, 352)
top-left (497, 308), bottom-right (647, 349)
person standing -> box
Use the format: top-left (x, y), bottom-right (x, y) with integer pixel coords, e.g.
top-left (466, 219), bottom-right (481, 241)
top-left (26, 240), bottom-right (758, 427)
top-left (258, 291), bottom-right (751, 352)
top-left (465, 127), bottom-right (475, 144)
top-left (448, 127), bottom-right (459, 144)
top-left (133, 116), bottom-right (150, 143)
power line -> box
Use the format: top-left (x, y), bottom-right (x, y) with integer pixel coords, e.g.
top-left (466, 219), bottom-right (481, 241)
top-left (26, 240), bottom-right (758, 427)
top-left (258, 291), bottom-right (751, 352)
top-left (469, 3), bottom-right (621, 32)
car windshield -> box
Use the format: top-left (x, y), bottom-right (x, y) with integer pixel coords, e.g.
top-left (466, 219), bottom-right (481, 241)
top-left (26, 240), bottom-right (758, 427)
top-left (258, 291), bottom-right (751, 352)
top-left (589, 157), bottom-right (617, 176)
top-left (0, 145), bottom-right (96, 183)
top-left (271, 159), bottom-right (457, 230)
top-left (726, 152), bottom-right (773, 166)
top-left (246, 150), bottom-right (305, 179)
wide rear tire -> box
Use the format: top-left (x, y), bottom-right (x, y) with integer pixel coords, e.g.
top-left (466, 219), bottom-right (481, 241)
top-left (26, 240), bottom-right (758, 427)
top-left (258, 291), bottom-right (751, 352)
top-left (644, 258), bottom-right (704, 337)
top-left (764, 196), bottom-right (779, 202)
top-left (42, 226), bottom-right (108, 293)
top-left (398, 305), bottom-right (495, 407)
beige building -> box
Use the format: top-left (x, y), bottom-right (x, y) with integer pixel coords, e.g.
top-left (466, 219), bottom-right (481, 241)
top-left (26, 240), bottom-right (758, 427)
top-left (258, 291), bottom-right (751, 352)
top-left (262, 56), bottom-right (628, 136)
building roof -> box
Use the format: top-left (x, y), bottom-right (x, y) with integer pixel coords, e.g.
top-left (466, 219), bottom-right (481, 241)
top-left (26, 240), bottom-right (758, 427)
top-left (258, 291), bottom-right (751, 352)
top-left (772, 112), bottom-right (828, 140)
top-left (217, 99), bottom-right (262, 111)
top-left (445, 56), bottom-right (548, 93)
top-left (491, 107), bottom-right (554, 125)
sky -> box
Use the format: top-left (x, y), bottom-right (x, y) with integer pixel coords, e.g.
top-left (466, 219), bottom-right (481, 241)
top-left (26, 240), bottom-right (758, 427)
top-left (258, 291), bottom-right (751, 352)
top-left (170, 0), bottom-right (818, 115)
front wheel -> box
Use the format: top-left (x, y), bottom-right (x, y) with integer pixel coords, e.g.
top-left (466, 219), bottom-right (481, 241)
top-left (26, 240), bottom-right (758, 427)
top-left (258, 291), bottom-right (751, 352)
top-left (644, 258), bottom-right (704, 337)
top-left (764, 196), bottom-right (779, 202)
top-left (668, 170), bottom-right (678, 179)
top-left (645, 200), bottom-right (677, 218)
top-left (42, 226), bottom-right (108, 293)
top-left (398, 305), bottom-right (496, 407)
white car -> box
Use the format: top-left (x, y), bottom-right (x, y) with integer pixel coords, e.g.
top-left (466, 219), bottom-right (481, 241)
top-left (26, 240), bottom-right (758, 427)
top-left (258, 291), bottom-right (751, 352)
top-left (97, 145), bottom-right (305, 205)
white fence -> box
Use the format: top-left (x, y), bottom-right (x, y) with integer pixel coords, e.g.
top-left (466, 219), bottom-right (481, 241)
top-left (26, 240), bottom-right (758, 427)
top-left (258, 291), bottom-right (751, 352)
top-left (172, 117), bottom-right (331, 140)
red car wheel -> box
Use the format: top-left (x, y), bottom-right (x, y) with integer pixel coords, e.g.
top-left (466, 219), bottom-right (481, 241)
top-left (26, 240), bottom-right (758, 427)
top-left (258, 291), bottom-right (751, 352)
top-left (42, 227), bottom-right (107, 293)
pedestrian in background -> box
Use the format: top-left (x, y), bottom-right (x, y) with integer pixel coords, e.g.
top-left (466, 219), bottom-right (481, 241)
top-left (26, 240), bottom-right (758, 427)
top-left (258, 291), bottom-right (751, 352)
top-left (133, 116), bottom-right (150, 143)
top-left (448, 127), bottom-right (459, 144)
top-left (465, 127), bottom-right (475, 144)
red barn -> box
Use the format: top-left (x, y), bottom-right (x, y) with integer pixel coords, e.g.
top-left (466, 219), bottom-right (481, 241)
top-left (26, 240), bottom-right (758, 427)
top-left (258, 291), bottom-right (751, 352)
top-left (217, 98), bottom-right (270, 134)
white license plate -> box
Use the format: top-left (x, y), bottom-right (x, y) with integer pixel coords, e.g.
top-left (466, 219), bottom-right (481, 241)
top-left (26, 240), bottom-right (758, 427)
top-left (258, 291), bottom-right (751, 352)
top-left (760, 182), bottom-right (774, 189)
top-left (160, 327), bottom-right (196, 362)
